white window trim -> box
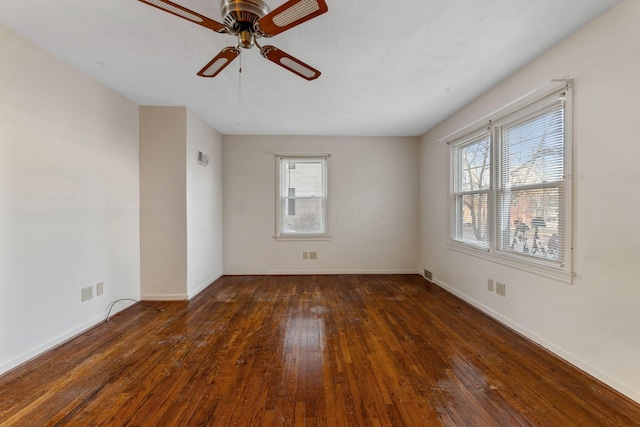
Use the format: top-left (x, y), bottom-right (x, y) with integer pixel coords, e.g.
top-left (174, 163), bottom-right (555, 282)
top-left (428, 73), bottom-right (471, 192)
top-left (450, 128), bottom-right (492, 250)
top-left (448, 242), bottom-right (574, 283)
top-left (446, 80), bottom-right (575, 284)
top-left (274, 153), bottom-right (331, 241)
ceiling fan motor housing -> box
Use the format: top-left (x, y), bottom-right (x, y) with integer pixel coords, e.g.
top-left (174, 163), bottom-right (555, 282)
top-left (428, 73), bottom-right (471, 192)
top-left (221, 0), bottom-right (270, 48)
top-left (221, 0), bottom-right (270, 29)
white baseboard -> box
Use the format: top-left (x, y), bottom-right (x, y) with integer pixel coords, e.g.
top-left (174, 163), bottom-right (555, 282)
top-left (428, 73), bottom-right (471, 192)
top-left (140, 293), bottom-right (189, 301)
top-left (225, 269), bottom-right (422, 275)
top-left (0, 300), bottom-right (135, 376)
top-left (432, 278), bottom-right (640, 404)
top-left (187, 273), bottom-right (223, 300)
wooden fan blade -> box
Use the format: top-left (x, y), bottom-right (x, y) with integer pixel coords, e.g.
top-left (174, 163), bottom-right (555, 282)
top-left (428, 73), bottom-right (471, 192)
top-left (260, 45), bottom-right (321, 80)
top-left (138, 0), bottom-right (227, 33)
top-left (256, 0), bottom-right (328, 37)
top-left (197, 47), bottom-right (240, 78)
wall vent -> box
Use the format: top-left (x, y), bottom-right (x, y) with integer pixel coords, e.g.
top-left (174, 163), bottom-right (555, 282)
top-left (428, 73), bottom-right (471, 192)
top-left (197, 150), bottom-right (211, 167)
top-left (423, 269), bottom-right (433, 281)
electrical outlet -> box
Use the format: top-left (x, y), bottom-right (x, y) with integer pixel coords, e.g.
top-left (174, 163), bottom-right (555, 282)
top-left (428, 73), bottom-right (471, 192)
top-left (309, 252), bottom-right (317, 260)
top-left (81, 286), bottom-right (93, 302)
top-left (303, 252), bottom-right (309, 260)
top-left (496, 282), bottom-right (506, 297)
top-left (96, 282), bottom-right (104, 296)
top-left (488, 279), bottom-right (494, 292)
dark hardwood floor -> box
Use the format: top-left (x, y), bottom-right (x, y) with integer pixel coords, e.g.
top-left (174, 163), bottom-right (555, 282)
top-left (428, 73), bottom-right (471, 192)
top-left (1, 275), bottom-right (639, 426)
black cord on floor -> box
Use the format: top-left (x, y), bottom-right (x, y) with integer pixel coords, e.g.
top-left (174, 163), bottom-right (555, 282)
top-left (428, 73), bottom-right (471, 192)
top-left (105, 298), bottom-right (164, 322)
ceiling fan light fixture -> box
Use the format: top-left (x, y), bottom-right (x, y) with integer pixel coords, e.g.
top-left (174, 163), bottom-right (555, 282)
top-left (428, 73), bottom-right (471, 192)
top-left (238, 31), bottom-right (255, 49)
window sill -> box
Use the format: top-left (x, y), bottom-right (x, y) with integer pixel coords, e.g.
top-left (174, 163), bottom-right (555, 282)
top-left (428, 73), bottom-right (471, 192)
top-left (274, 235), bottom-right (333, 241)
top-left (448, 241), bottom-right (574, 284)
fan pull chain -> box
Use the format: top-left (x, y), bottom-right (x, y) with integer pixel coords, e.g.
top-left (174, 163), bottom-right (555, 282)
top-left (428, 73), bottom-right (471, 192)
top-left (237, 53), bottom-right (244, 112)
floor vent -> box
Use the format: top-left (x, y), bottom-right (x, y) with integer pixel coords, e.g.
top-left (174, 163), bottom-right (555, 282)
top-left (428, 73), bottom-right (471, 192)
top-left (423, 269), bottom-right (433, 281)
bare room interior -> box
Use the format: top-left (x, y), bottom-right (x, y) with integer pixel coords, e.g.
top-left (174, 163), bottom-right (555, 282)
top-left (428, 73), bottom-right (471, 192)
top-left (1, 0), bottom-right (640, 425)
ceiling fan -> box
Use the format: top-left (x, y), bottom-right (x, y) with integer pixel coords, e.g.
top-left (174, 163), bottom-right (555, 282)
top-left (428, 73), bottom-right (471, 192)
top-left (138, 0), bottom-right (328, 80)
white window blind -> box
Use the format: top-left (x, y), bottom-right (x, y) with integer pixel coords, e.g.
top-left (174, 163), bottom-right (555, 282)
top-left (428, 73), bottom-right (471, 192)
top-left (496, 93), bottom-right (567, 265)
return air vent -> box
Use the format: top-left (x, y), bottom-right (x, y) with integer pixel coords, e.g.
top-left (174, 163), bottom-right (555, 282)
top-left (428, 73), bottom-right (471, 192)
top-left (423, 269), bottom-right (433, 281)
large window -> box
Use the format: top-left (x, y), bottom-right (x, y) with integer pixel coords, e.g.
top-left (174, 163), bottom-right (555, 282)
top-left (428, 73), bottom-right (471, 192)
top-left (276, 154), bottom-right (329, 239)
top-left (449, 83), bottom-right (572, 279)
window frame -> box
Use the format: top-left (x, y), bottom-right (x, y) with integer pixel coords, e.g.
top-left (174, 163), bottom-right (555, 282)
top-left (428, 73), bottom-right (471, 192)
top-left (493, 93), bottom-right (569, 268)
top-left (446, 81), bottom-right (574, 283)
top-left (450, 128), bottom-right (492, 250)
top-left (275, 153), bottom-right (331, 241)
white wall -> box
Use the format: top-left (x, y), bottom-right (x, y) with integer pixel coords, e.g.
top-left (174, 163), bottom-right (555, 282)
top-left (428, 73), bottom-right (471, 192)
top-left (0, 23), bottom-right (140, 373)
top-left (223, 135), bottom-right (419, 274)
top-left (186, 110), bottom-right (223, 298)
top-left (419, 0), bottom-right (640, 402)
top-left (140, 107), bottom-right (223, 299)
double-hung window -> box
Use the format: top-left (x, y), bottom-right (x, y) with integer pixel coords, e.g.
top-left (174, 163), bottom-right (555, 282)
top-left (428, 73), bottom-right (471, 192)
top-left (452, 130), bottom-right (491, 249)
top-left (449, 82), bottom-right (572, 280)
top-left (276, 154), bottom-right (329, 239)
top-left (495, 93), bottom-right (567, 263)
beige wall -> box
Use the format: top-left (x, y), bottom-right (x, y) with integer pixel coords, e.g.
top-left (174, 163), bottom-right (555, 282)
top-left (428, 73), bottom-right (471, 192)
top-left (140, 107), bottom-right (224, 299)
top-left (0, 23), bottom-right (140, 373)
top-left (419, 0), bottom-right (640, 402)
top-left (223, 135), bottom-right (419, 274)
top-left (139, 107), bottom-right (188, 299)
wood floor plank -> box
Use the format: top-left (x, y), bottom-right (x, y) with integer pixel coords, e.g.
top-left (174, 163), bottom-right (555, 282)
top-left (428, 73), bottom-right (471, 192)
top-left (1, 274), bottom-right (639, 426)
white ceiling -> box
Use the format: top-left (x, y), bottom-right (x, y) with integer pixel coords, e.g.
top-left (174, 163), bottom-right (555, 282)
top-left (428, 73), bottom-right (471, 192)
top-left (0, 0), bottom-right (621, 136)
